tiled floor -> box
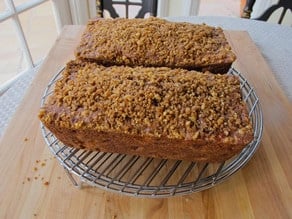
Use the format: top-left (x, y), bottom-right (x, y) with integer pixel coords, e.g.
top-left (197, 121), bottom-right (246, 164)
top-left (0, 0), bottom-right (240, 86)
top-left (198, 0), bottom-right (240, 17)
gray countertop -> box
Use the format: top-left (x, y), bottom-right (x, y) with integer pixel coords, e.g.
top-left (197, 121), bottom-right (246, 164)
top-left (1, 16), bottom-right (291, 137)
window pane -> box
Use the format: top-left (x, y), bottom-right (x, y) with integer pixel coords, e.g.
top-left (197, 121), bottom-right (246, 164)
top-left (13, 0), bottom-right (33, 7)
top-left (18, 1), bottom-right (57, 63)
top-left (0, 19), bottom-right (27, 85)
top-left (129, 0), bottom-right (142, 3)
top-left (112, 4), bottom-right (126, 17)
top-left (282, 9), bottom-right (292, 26)
top-left (0, 1), bottom-right (7, 12)
top-left (128, 5), bottom-right (141, 18)
top-left (268, 8), bottom-right (292, 26)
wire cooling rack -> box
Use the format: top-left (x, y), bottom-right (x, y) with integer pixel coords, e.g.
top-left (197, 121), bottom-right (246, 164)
top-left (40, 67), bottom-right (263, 198)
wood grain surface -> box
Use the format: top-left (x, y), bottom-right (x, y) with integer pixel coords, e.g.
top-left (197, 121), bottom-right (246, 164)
top-left (0, 26), bottom-right (291, 219)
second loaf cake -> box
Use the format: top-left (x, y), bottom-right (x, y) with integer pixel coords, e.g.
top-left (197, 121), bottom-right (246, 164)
top-left (75, 17), bottom-right (236, 73)
top-left (39, 60), bottom-right (253, 163)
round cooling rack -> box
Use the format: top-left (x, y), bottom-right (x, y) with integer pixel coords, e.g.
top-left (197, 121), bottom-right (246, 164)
top-left (40, 67), bottom-right (263, 198)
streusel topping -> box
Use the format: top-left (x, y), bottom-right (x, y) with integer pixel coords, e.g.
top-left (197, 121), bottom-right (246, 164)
top-left (75, 17), bottom-right (236, 70)
top-left (39, 61), bottom-right (252, 142)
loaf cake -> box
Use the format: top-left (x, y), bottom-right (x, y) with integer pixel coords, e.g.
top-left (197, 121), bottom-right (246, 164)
top-left (39, 60), bottom-right (253, 163)
top-left (75, 17), bottom-right (236, 73)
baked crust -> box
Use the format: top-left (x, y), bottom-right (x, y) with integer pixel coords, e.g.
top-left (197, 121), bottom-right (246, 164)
top-left (75, 17), bottom-right (236, 73)
top-left (39, 60), bottom-right (253, 162)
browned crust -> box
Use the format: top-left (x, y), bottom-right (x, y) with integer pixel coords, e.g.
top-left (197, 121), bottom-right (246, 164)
top-left (44, 123), bottom-right (251, 163)
top-left (39, 60), bottom-right (253, 163)
top-left (75, 17), bottom-right (236, 73)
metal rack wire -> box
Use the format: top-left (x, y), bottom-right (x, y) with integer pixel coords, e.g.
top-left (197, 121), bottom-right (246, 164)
top-left (40, 67), bottom-right (263, 198)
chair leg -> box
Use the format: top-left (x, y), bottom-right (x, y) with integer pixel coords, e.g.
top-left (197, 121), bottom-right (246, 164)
top-left (102, 0), bottom-right (119, 18)
top-left (255, 5), bottom-right (281, 22)
top-left (278, 8), bottom-right (287, 24)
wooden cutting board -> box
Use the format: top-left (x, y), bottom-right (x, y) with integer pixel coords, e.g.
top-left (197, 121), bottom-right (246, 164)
top-left (0, 26), bottom-right (291, 219)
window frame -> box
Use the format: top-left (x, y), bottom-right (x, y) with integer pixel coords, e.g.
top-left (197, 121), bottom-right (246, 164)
top-left (0, 0), bottom-right (72, 94)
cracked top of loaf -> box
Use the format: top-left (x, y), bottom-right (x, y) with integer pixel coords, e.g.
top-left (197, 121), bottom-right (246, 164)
top-left (75, 17), bottom-right (236, 72)
top-left (39, 60), bottom-right (253, 145)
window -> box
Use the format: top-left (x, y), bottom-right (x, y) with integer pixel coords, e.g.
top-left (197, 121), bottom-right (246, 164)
top-left (0, 0), bottom-right (60, 92)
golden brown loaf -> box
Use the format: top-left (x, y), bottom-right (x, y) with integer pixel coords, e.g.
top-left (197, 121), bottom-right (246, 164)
top-left (75, 17), bottom-right (236, 73)
top-left (39, 60), bottom-right (253, 162)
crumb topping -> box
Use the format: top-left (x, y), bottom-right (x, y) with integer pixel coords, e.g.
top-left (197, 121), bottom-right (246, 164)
top-left (75, 17), bottom-right (236, 69)
top-left (39, 61), bottom-right (252, 142)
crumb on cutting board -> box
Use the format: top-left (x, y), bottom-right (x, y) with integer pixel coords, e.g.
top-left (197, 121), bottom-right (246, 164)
top-left (22, 157), bottom-right (55, 186)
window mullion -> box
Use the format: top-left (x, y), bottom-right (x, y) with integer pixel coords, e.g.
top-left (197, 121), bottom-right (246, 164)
top-left (0, 0), bottom-right (48, 22)
top-left (5, 0), bottom-right (35, 68)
